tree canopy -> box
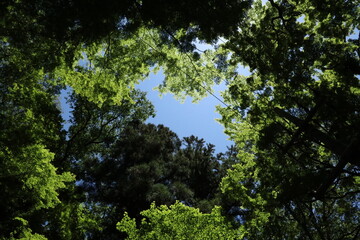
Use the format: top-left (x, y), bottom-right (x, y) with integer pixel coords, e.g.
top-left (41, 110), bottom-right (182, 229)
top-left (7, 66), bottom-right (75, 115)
top-left (117, 202), bottom-right (240, 240)
top-left (1, 0), bottom-right (359, 239)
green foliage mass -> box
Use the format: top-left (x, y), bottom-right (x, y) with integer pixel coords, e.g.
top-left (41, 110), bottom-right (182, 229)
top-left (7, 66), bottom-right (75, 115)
top-left (117, 202), bottom-right (240, 240)
top-left (215, 0), bottom-right (360, 238)
top-left (1, 0), bottom-right (360, 239)
top-left (0, 39), bottom-right (74, 238)
top-left (0, 145), bottom-right (73, 211)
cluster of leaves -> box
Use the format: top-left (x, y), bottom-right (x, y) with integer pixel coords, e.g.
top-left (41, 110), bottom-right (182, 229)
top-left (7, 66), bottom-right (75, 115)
top-left (1, 0), bottom-right (252, 45)
top-left (117, 202), bottom-right (240, 240)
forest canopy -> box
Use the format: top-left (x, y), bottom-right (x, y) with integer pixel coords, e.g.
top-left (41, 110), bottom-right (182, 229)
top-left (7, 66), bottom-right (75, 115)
top-left (1, 0), bottom-right (359, 239)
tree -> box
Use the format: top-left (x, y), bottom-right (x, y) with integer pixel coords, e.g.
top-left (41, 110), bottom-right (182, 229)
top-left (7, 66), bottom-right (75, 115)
top-left (117, 202), bottom-right (240, 240)
top-left (214, 0), bottom-right (360, 238)
top-left (71, 121), bottom-right (229, 239)
top-left (0, 44), bottom-right (74, 238)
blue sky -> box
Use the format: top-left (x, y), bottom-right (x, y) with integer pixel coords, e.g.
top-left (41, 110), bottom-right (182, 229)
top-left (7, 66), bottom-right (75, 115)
top-left (135, 41), bottom-right (250, 153)
top-left (137, 71), bottom-right (233, 153)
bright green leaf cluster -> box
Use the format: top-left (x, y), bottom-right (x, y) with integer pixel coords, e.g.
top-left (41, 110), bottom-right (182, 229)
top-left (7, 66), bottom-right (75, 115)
top-left (117, 202), bottom-right (241, 239)
top-left (0, 145), bottom-right (74, 211)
